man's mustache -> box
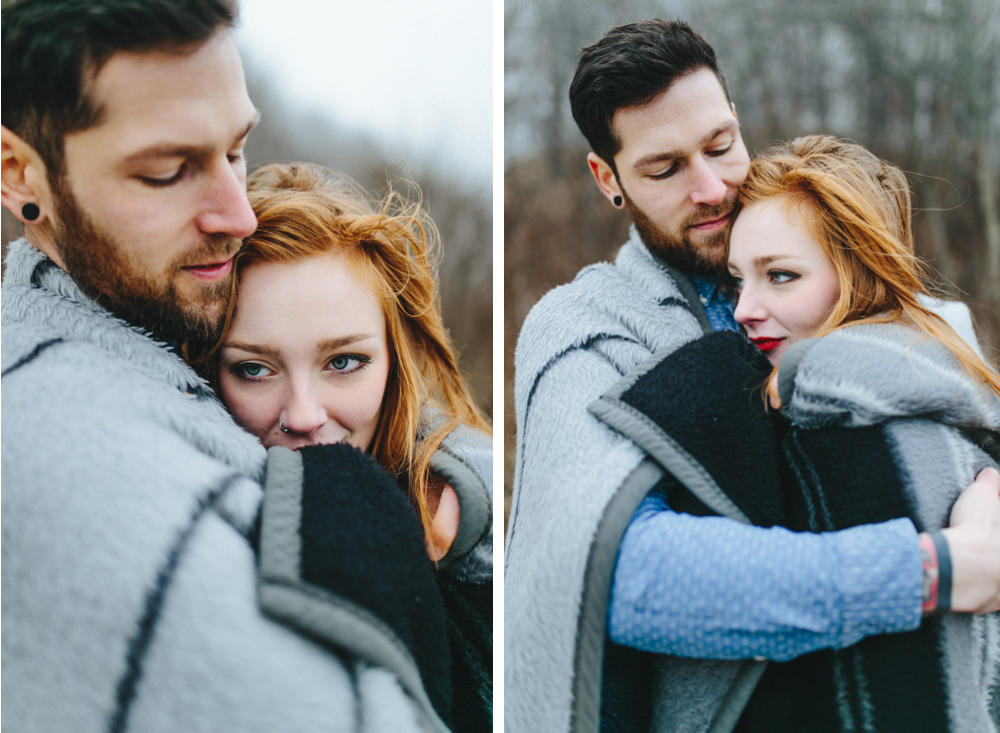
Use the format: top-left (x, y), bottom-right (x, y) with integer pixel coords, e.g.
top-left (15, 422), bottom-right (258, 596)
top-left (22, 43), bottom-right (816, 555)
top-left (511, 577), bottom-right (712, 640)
top-left (175, 235), bottom-right (244, 269)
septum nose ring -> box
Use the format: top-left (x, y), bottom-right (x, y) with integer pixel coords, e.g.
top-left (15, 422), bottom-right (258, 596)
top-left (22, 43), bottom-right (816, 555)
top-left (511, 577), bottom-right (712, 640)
top-left (279, 419), bottom-right (292, 434)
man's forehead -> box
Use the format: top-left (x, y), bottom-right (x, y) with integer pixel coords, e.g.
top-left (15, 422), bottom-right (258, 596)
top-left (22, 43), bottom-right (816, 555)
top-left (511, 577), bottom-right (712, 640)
top-left (611, 69), bottom-right (736, 164)
top-left (79, 31), bottom-right (255, 152)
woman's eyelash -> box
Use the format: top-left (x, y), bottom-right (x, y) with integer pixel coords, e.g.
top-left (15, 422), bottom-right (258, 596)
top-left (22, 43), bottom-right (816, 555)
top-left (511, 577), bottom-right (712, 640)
top-left (228, 362), bottom-right (275, 381)
top-left (768, 270), bottom-right (799, 283)
top-left (327, 354), bottom-right (372, 374)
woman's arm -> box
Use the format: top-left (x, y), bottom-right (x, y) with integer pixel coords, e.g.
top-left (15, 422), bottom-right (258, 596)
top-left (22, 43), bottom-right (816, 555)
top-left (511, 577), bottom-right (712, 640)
top-left (776, 323), bottom-right (1000, 430)
top-left (426, 482), bottom-right (460, 562)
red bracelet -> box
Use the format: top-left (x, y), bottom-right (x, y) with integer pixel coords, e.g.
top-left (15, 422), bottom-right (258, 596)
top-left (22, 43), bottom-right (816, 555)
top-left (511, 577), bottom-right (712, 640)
top-left (919, 533), bottom-right (939, 615)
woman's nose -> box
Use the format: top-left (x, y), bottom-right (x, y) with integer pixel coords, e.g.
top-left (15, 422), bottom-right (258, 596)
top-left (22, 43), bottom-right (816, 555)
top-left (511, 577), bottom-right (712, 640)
top-left (279, 382), bottom-right (327, 435)
top-left (733, 285), bottom-right (765, 325)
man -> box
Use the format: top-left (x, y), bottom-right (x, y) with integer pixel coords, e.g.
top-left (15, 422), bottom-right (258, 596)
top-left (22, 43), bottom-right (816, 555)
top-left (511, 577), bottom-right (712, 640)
top-left (1, 2), bottom-right (489, 731)
top-left (506, 19), bottom-right (1000, 732)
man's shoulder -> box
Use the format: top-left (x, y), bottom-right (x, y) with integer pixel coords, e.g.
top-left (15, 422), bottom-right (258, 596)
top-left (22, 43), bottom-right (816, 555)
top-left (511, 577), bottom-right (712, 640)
top-left (2, 302), bottom-right (165, 399)
top-left (2, 241), bottom-right (112, 376)
top-left (519, 259), bottom-right (630, 338)
top-left (515, 241), bottom-right (702, 390)
top-left (2, 302), bottom-right (265, 482)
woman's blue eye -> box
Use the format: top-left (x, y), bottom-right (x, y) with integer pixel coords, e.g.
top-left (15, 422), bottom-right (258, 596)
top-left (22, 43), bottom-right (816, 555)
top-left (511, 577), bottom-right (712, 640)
top-left (769, 270), bottom-right (799, 284)
top-left (236, 362), bottom-right (273, 379)
top-left (328, 354), bottom-right (369, 373)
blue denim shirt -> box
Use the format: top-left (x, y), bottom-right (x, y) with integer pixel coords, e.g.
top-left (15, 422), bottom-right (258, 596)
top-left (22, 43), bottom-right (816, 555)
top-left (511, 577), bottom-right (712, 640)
top-left (607, 275), bottom-right (922, 659)
top-left (691, 274), bottom-right (740, 334)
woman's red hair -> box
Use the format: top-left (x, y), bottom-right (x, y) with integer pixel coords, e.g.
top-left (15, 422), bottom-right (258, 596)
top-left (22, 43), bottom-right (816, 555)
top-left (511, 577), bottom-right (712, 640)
top-left (203, 162), bottom-right (489, 544)
top-left (736, 135), bottom-right (1000, 397)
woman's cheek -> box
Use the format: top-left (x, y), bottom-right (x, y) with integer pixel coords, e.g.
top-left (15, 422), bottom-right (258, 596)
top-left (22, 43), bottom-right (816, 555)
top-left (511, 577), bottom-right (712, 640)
top-left (222, 384), bottom-right (274, 444)
top-left (348, 372), bottom-right (390, 451)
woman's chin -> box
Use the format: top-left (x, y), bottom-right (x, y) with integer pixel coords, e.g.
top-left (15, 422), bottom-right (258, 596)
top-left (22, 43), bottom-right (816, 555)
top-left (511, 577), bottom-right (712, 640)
top-left (767, 343), bottom-right (787, 366)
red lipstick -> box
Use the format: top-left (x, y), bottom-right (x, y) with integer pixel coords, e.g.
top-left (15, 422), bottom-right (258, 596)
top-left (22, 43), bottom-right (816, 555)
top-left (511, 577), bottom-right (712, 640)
top-left (751, 337), bottom-right (783, 352)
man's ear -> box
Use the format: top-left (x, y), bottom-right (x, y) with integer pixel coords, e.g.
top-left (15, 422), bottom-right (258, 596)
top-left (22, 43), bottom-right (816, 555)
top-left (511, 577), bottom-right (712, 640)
top-left (587, 152), bottom-right (625, 209)
top-left (2, 125), bottom-right (54, 225)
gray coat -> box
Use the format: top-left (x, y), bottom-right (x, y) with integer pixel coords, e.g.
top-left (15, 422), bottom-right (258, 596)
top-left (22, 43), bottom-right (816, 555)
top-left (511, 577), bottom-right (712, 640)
top-left (507, 229), bottom-right (996, 732)
top-left (775, 323), bottom-right (1000, 731)
top-left (507, 230), bottom-right (715, 732)
top-left (1, 238), bottom-right (491, 733)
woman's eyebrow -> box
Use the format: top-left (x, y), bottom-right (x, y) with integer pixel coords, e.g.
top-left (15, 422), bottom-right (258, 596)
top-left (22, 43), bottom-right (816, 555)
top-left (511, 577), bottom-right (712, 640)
top-left (753, 254), bottom-right (806, 267)
top-left (315, 335), bottom-right (378, 352)
top-left (221, 341), bottom-right (280, 358)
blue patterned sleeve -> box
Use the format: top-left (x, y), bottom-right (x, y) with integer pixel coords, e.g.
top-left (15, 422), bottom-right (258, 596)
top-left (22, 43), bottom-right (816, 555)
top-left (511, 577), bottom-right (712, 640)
top-left (608, 491), bottom-right (922, 661)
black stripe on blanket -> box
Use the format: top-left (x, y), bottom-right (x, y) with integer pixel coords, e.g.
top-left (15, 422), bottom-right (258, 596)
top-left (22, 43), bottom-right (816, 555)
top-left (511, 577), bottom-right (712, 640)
top-left (296, 444), bottom-right (453, 725)
top-left (30, 258), bottom-right (58, 288)
top-left (735, 427), bottom-right (950, 733)
top-left (598, 332), bottom-right (953, 732)
top-left (658, 295), bottom-right (694, 312)
top-left (180, 382), bottom-right (216, 401)
top-left (107, 474), bottom-right (245, 733)
top-left (2, 337), bottom-right (64, 378)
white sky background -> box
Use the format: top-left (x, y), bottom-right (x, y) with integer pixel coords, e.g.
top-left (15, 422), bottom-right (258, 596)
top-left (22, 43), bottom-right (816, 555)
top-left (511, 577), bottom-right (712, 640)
top-left (235, 0), bottom-right (492, 188)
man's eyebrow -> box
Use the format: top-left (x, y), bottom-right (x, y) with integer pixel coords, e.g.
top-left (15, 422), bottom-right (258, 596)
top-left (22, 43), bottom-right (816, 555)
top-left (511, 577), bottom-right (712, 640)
top-left (122, 111), bottom-right (260, 164)
top-left (122, 142), bottom-right (212, 164)
top-left (632, 120), bottom-right (739, 170)
top-left (241, 110), bottom-right (262, 142)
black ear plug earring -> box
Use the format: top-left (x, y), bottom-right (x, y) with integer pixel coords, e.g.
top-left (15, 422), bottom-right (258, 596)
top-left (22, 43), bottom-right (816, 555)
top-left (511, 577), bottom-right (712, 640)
top-left (613, 195), bottom-right (623, 207)
top-left (21, 202), bottom-right (40, 221)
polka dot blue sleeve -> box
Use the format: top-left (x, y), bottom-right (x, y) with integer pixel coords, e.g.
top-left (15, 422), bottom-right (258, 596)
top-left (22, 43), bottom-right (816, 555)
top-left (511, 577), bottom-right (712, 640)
top-left (607, 490), bottom-right (923, 661)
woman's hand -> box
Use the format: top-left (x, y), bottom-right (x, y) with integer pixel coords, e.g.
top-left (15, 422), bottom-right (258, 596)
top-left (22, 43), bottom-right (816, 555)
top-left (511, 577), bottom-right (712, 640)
top-left (426, 482), bottom-right (460, 562)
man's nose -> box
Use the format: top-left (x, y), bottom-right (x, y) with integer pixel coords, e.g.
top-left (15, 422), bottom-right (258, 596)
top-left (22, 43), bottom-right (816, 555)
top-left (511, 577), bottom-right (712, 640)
top-left (689, 156), bottom-right (728, 207)
top-left (197, 159), bottom-right (257, 239)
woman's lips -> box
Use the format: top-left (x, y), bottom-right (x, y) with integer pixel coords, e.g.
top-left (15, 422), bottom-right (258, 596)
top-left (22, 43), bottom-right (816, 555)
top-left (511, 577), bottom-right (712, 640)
top-left (751, 337), bottom-right (784, 352)
top-left (182, 258), bottom-right (233, 281)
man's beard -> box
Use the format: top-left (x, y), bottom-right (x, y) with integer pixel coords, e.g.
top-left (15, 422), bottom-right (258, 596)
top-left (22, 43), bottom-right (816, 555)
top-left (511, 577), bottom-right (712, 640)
top-left (624, 190), bottom-right (737, 276)
top-left (48, 176), bottom-right (239, 351)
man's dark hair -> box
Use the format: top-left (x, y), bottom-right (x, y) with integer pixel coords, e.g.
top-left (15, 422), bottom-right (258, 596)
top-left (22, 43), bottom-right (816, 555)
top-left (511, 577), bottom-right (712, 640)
top-left (569, 19), bottom-right (731, 174)
top-left (2, 0), bottom-right (238, 177)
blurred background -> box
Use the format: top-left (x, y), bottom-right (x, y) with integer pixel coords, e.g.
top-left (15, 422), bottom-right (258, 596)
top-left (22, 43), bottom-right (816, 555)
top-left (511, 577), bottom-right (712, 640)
top-left (1, 0), bottom-right (493, 415)
top-left (505, 0), bottom-right (1000, 514)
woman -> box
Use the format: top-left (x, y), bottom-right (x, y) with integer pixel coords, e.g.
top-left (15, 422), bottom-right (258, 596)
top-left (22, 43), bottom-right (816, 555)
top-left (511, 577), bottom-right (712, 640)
top-left (722, 134), bottom-right (1000, 730)
top-left (201, 162), bottom-right (492, 732)
top-left (591, 135), bottom-right (998, 731)
top-left (727, 134), bottom-right (999, 402)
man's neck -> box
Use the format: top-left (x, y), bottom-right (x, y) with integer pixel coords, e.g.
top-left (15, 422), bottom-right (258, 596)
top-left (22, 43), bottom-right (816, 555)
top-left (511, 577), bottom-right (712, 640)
top-left (24, 226), bottom-right (68, 271)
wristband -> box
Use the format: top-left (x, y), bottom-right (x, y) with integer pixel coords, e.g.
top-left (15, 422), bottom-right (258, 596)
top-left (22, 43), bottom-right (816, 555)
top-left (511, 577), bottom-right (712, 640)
top-left (919, 533), bottom-right (939, 614)
top-left (929, 531), bottom-right (952, 613)
top-left (919, 532), bottom-right (952, 615)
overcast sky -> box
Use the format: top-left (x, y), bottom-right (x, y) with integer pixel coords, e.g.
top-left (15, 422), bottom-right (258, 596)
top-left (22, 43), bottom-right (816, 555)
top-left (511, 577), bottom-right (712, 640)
top-left (235, 0), bottom-right (492, 187)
